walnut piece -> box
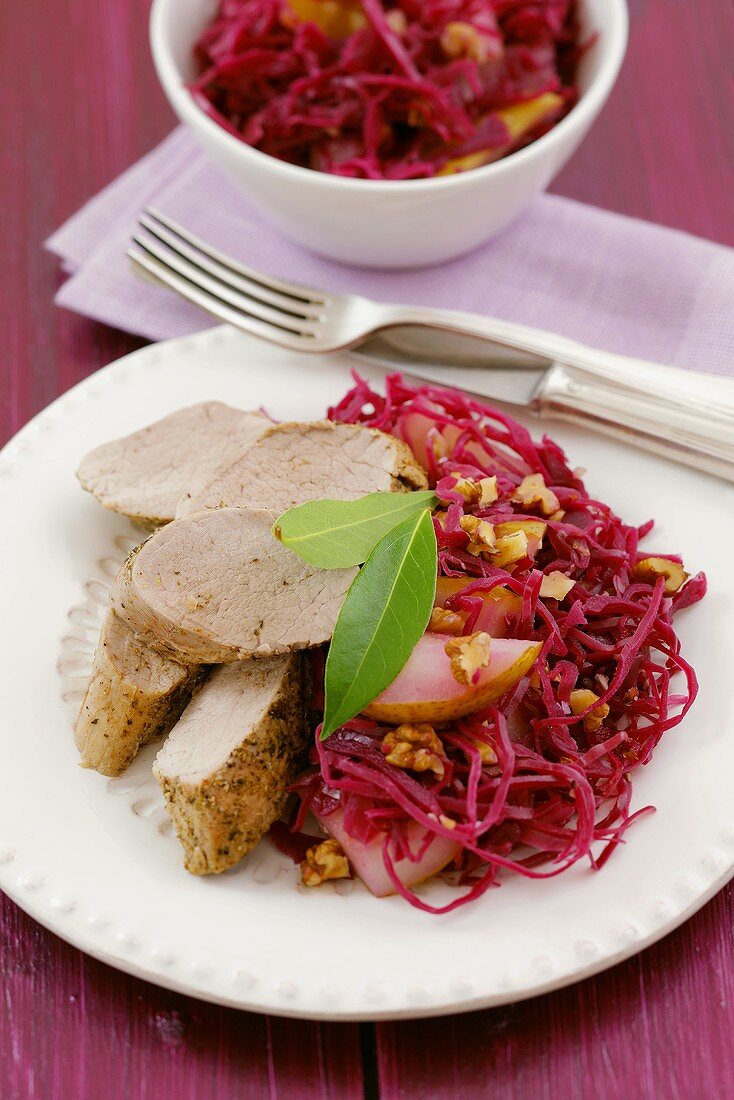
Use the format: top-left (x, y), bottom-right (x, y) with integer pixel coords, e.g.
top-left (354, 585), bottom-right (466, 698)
top-left (569, 689), bottom-right (610, 734)
top-left (382, 723), bottom-right (446, 778)
top-left (511, 473), bottom-right (560, 517)
top-left (444, 631), bottom-right (492, 686)
top-left (492, 530), bottom-right (529, 569)
top-left (540, 570), bottom-right (575, 600)
top-left (495, 519), bottom-right (547, 545)
top-left (451, 473), bottom-right (498, 508)
top-left (471, 738), bottom-right (498, 765)
top-left (478, 476), bottom-right (499, 505)
top-left (440, 20), bottom-right (491, 62)
top-left (428, 607), bottom-right (465, 635)
top-left (492, 519), bottom-right (546, 569)
top-left (632, 557), bottom-right (688, 594)
top-left (386, 8), bottom-right (407, 34)
top-left (459, 515), bottom-right (496, 556)
top-left (301, 838), bottom-right (350, 887)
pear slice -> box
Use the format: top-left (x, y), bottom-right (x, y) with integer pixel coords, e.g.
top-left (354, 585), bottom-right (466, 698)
top-left (435, 577), bottom-right (522, 637)
top-left (437, 92), bottom-right (566, 176)
top-left (363, 633), bottom-right (541, 724)
top-left (316, 808), bottom-right (460, 899)
top-left (286, 0), bottom-right (366, 37)
top-left (395, 407), bottom-right (496, 471)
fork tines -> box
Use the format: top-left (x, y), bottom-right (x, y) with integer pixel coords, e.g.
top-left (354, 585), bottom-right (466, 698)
top-left (127, 207), bottom-right (326, 342)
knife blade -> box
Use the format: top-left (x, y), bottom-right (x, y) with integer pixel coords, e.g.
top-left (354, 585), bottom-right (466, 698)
top-left (351, 325), bottom-right (734, 485)
top-left (354, 331), bottom-right (548, 409)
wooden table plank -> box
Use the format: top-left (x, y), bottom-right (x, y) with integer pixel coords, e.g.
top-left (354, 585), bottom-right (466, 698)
top-left (376, 1), bottom-right (734, 1095)
top-left (0, 894), bottom-right (364, 1099)
top-left (1, 1), bottom-right (733, 1098)
top-left (376, 888), bottom-right (734, 1100)
top-left (553, 0), bottom-right (734, 246)
top-left (0, 3), bottom-right (365, 1097)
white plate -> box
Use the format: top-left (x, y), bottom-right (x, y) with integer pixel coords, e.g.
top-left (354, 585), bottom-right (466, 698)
top-left (1, 326), bottom-right (732, 1021)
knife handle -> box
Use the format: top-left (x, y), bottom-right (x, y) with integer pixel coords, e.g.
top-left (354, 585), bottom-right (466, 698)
top-left (381, 305), bottom-right (734, 483)
top-left (534, 356), bottom-right (734, 483)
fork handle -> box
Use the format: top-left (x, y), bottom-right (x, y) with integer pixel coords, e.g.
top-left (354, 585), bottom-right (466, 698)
top-left (384, 306), bottom-right (734, 483)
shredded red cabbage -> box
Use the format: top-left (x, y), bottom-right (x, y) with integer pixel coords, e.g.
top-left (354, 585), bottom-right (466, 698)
top-left (282, 373), bottom-right (705, 913)
top-left (192, 0), bottom-right (580, 179)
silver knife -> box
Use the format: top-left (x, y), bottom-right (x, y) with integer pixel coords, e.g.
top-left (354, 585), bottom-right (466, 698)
top-left (354, 328), bottom-right (734, 483)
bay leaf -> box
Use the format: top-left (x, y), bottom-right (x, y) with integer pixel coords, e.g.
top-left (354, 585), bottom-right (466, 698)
top-left (321, 508), bottom-right (437, 739)
top-left (273, 490), bottom-right (437, 568)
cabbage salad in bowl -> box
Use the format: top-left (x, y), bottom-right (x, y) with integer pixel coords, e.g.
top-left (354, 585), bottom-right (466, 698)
top-left (190, 0), bottom-right (582, 179)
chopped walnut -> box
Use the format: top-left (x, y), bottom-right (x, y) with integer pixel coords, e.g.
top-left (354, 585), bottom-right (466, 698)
top-left (478, 476), bottom-right (499, 505)
top-left (440, 20), bottom-right (491, 62)
top-left (300, 838), bottom-right (350, 887)
top-left (452, 475), bottom-right (480, 503)
top-left (470, 738), bottom-right (498, 765)
top-left (511, 473), bottom-right (561, 517)
top-left (459, 515), bottom-right (496, 556)
top-left (495, 519), bottom-right (547, 545)
top-left (569, 689), bottom-right (610, 734)
top-left (444, 631), bottom-right (492, 686)
top-left (492, 530), bottom-right (529, 569)
top-left (451, 473), bottom-right (498, 508)
top-left (492, 519), bottom-right (546, 569)
top-left (386, 8), bottom-right (407, 33)
top-left (428, 606), bottom-right (465, 635)
top-left (632, 557), bottom-right (689, 594)
top-left (540, 571), bottom-right (575, 600)
top-left (382, 723), bottom-right (446, 777)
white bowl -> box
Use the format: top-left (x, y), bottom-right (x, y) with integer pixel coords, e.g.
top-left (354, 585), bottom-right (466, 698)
top-left (150, 0), bottom-right (628, 269)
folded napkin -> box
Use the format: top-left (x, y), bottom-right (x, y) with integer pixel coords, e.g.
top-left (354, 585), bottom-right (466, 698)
top-left (48, 127), bottom-right (734, 377)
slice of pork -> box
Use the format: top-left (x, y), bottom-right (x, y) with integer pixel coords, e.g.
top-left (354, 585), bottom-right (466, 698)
top-left (111, 507), bottom-right (356, 664)
top-left (154, 654), bottom-right (309, 875)
top-left (75, 609), bottom-right (200, 776)
top-left (177, 420), bottom-right (428, 517)
top-left (77, 402), bottom-right (268, 528)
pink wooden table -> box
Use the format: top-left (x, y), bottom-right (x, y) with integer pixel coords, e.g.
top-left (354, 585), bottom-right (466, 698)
top-left (2, 2), bottom-right (733, 1096)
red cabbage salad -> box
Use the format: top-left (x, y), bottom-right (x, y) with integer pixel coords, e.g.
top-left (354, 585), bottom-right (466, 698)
top-left (277, 374), bottom-right (705, 913)
top-left (191, 0), bottom-right (581, 179)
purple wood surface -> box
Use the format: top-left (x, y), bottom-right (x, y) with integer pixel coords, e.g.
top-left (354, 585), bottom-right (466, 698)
top-left (1, 1), bottom-right (733, 1097)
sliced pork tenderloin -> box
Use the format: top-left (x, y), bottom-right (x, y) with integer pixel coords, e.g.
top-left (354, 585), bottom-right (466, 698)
top-left (75, 609), bottom-right (200, 776)
top-left (154, 654), bottom-right (310, 875)
top-left (78, 417), bottom-right (418, 777)
top-left (177, 420), bottom-right (428, 517)
top-left (77, 402), bottom-right (268, 528)
top-left (111, 507), bottom-right (356, 664)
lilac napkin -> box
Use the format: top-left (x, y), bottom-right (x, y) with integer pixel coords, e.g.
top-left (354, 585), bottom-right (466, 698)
top-left (48, 128), bottom-right (734, 377)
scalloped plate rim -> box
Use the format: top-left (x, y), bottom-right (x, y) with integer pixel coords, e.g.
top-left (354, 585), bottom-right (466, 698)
top-left (0, 324), bottom-right (731, 1021)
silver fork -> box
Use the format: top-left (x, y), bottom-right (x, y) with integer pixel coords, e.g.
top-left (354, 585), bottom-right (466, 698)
top-left (128, 207), bottom-right (734, 483)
